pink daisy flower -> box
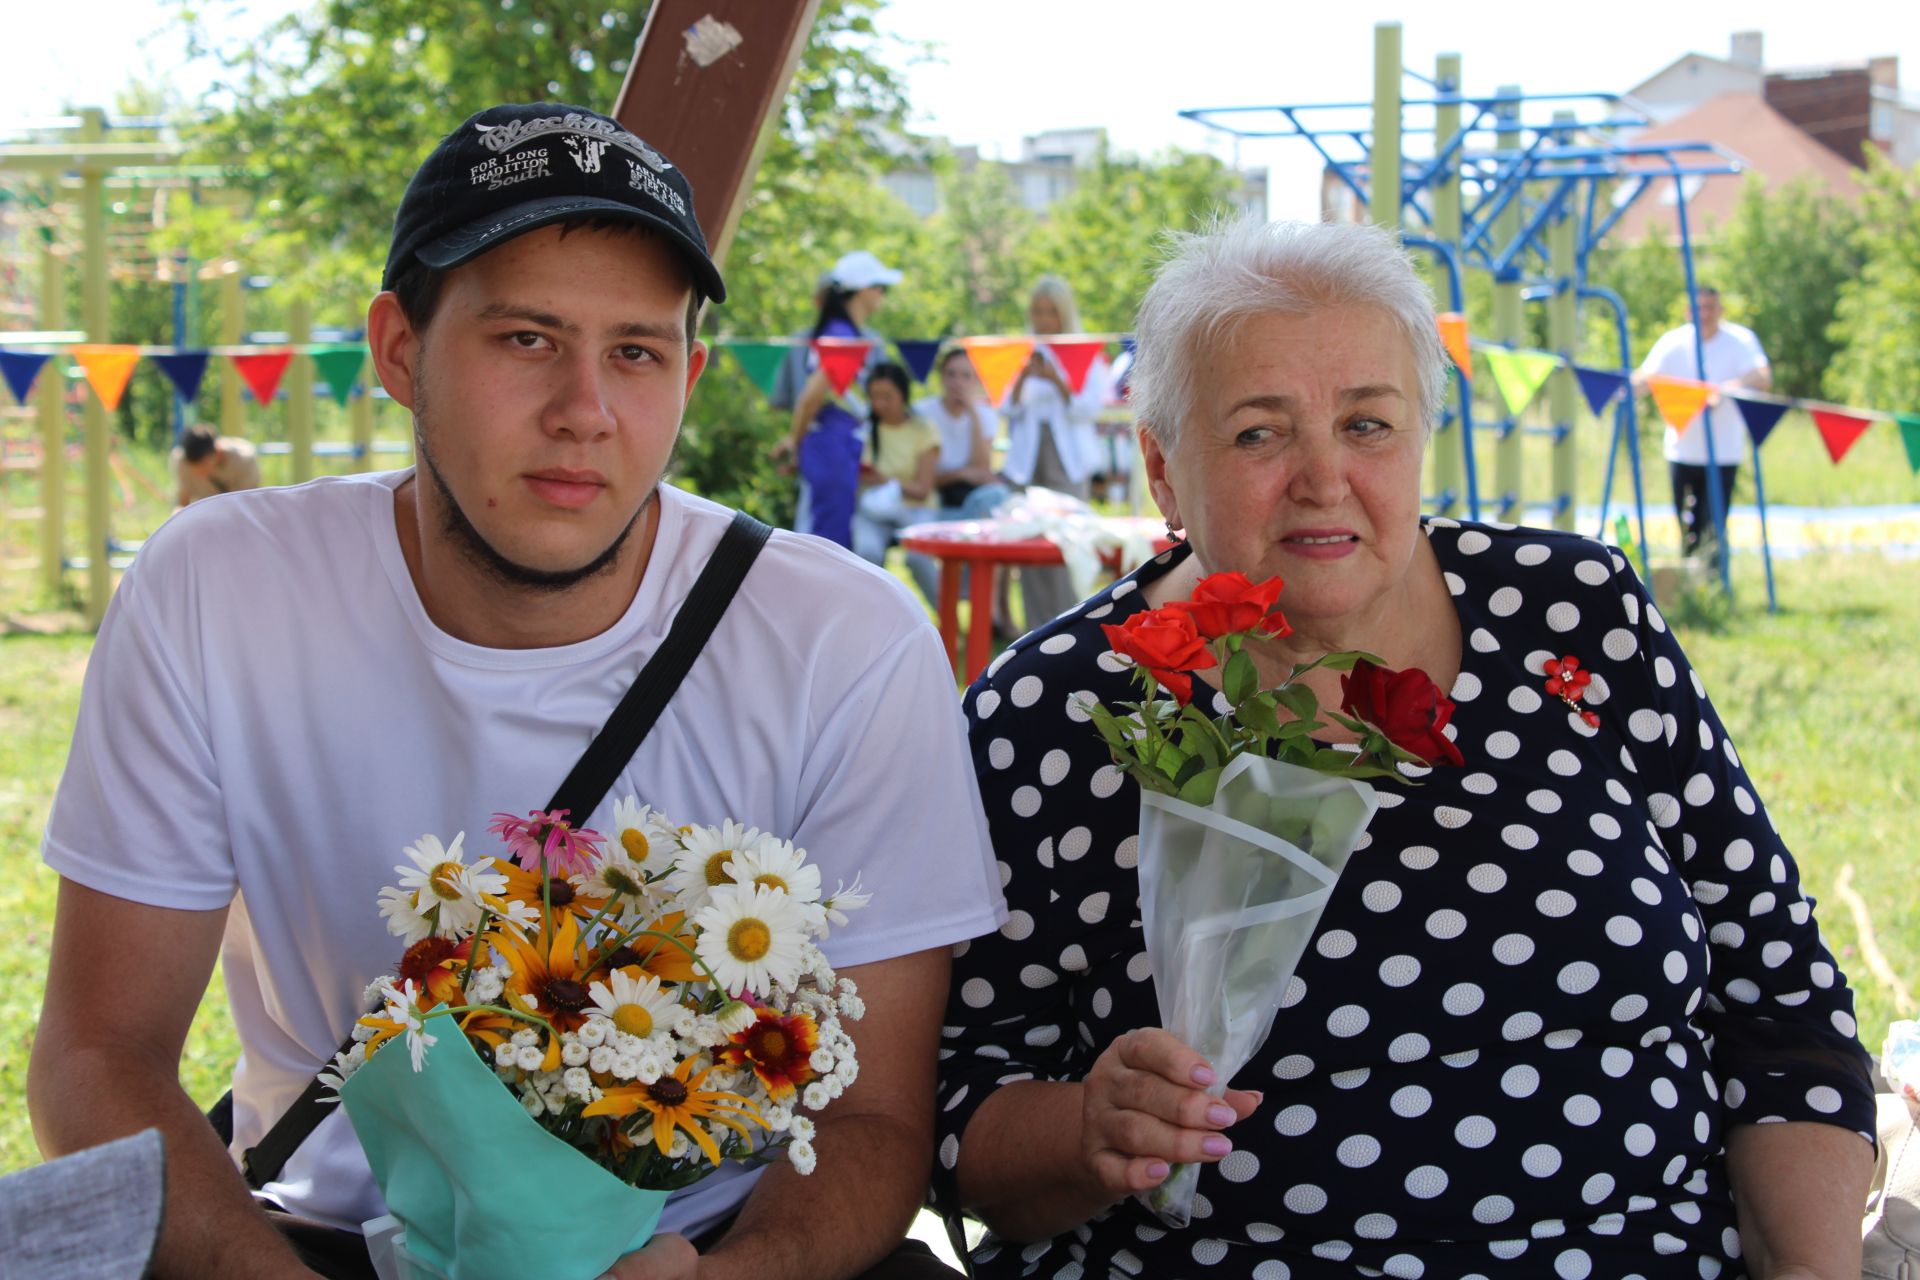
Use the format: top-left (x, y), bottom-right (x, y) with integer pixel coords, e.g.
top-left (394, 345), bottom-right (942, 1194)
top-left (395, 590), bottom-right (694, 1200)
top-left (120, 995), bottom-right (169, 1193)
top-left (487, 808), bottom-right (606, 877)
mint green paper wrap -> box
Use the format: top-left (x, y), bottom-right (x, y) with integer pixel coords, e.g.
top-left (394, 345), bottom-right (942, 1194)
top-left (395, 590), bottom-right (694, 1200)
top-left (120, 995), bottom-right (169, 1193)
top-left (340, 1021), bottom-right (669, 1280)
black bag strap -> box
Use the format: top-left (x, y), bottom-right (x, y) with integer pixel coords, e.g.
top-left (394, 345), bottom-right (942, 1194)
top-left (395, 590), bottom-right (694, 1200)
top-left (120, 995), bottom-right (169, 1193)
top-left (235, 509), bottom-right (773, 1190)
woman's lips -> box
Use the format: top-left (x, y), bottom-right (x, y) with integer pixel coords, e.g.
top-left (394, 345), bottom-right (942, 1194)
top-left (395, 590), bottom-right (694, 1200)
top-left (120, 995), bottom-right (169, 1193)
top-left (524, 471), bottom-right (605, 509)
top-left (1279, 530), bottom-right (1360, 560)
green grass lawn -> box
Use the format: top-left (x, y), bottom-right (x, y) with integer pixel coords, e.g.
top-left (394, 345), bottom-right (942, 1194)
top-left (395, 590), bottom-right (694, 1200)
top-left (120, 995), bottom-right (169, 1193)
top-left (1, 547), bottom-right (1915, 1174)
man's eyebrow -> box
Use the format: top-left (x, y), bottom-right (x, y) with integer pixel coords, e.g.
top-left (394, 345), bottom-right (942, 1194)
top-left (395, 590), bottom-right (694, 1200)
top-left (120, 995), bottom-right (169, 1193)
top-left (473, 304), bottom-right (683, 344)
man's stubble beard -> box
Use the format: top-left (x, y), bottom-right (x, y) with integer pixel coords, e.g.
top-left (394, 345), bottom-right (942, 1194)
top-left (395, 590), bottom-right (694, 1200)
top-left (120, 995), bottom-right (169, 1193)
top-left (411, 361), bottom-right (656, 595)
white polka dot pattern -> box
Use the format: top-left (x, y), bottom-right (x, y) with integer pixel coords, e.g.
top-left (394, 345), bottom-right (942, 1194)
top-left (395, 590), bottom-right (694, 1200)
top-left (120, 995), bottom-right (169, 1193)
top-left (936, 521), bottom-right (1868, 1280)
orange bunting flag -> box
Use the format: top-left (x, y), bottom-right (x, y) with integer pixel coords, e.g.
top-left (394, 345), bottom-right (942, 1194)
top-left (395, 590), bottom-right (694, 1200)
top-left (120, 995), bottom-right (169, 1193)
top-left (962, 337), bottom-right (1036, 406)
top-left (811, 337), bottom-right (873, 398)
top-left (1647, 376), bottom-right (1713, 432)
top-left (1436, 312), bottom-right (1471, 379)
top-left (1043, 338), bottom-right (1107, 395)
top-left (232, 350), bottom-right (295, 404)
top-left (71, 345), bottom-right (141, 411)
top-left (1809, 408), bottom-right (1873, 465)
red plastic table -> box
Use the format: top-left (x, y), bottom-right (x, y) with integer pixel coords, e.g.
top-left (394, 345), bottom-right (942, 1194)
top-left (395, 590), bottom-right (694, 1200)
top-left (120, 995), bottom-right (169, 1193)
top-left (901, 518), bottom-right (1172, 683)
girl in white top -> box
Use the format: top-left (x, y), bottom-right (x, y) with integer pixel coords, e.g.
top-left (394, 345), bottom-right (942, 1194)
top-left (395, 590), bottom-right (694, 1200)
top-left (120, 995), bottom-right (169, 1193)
top-left (1003, 276), bottom-right (1110, 627)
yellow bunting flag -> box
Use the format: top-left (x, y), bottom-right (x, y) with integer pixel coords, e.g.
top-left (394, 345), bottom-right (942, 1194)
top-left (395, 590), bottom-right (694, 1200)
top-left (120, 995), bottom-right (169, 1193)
top-left (71, 345), bottom-right (141, 411)
top-left (1436, 312), bottom-right (1471, 379)
top-left (1483, 348), bottom-right (1560, 417)
top-left (1646, 376), bottom-right (1713, 432)
top-left (961, 337), bottom-right (1036, 406)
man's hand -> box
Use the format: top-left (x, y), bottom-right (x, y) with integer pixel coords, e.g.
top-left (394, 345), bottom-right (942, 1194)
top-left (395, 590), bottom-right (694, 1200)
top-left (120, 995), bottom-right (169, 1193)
top-left (599, 1232), bottom-right (699, 1279)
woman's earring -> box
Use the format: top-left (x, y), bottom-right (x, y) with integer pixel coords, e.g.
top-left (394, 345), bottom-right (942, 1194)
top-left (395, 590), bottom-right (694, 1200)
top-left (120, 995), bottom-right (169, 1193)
top-left (1164, 520), bottom-right (1184, 543)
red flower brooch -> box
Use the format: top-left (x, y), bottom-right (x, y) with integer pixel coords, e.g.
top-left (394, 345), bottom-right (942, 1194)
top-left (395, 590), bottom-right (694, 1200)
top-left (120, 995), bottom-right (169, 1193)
top-left (1543, 655), bottom-right (1600, 728)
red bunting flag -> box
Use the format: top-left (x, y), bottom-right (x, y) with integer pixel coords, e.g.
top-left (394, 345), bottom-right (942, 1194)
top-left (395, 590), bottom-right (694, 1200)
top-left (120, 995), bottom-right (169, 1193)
top-left (232, 350), bottom-right (295, 404)
top-left (1436, 312), bottom-right (1471, 379)
top-left (71, 345), bottom-right (142, 411)
top-left (811, 337), bottom-right (873, 398)
top-left (1809, 408), bottom-right (1873, 465)
top-left (961, 337), bottom-right (1036, 406)
top-left (1043, 338), bottom-right (1107, 395)
top-left (1646, 376), bottom-right (1713, 432)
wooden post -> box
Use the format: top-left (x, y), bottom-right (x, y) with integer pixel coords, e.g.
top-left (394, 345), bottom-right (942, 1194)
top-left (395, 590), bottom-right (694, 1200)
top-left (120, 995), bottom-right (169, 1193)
top-left (1430, 52), bottom-right (1464, 518)
top-left (610, 0), bottom-right (823, 271)
top-left (37, 244), bottom-right (67, 600)
top-left (1369, 23), bottom-right (1403, 233)
top-left (1547, 110), bottom-right (1579, 532)
top-left (79, 108), bottom-right (112, 628)
top-left (287, 299), bottom-right (314, 484)
top-left (220, 265), bottom-right (244, 438)
top-left (1492, 87), bottom-right (1525, 525)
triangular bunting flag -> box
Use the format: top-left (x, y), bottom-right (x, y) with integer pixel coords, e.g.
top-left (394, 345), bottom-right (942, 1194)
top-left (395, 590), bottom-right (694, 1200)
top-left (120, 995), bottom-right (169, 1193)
top-left (1810, 408), bottom-right (1873, 465)
top-left (962, 336), bottom-right (1036, 406)
top-left (72, 345), bottom-right (142, 411)
top-left (1484, 348), bottom-right (1560, 417)
top-left (231, 350), bottom-right (294, 404)
top-left (1897, 412), bottom-right (1920, 475)
top-left (811, 337), bottom-right (874, 398)
top-left (309, 346), bottom-right (367, 407)
top-left (722, 340), bottom-right (791, 400)
top-left (1728, 394), bottom-right (1790, 448)
top-left (1044, 338), bottom-right (1107, 395)
top-left (1646, 376), bottom-right (1713, 432)
top-left (0, 350), bottom-right (51, 404)
top-left (894, 339), bottom-right (944, 385)
top-left (1573, 366), bottom-right (1627, 417)
top-left (150, 352), bottom-right (211, 403)
top-left (1436, 312), bottom-right (1472, 379)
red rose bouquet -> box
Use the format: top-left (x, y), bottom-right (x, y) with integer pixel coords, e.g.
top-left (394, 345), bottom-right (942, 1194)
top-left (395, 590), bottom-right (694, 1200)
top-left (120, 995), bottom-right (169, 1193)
top-left (1081, 570), bottom-right (1460, 1226)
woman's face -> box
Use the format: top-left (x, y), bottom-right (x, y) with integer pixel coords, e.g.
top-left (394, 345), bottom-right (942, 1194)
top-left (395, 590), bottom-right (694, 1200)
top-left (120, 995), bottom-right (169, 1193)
top-left (868, 376), bottom-right (908, 422)
top-left (1029, 292), bottom-right (1065, 335)
top-left (939, 356), bottom-right (978, 403)
top-left (1145, 305), bottom-right (1428, 628)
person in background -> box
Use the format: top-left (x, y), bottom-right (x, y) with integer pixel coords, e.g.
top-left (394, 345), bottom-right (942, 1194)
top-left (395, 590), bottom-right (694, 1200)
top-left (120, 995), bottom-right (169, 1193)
top-left (918, 345), bottom-right (1010, 523)
top-left (774, 250), bottom-right (901, 548)
top-left (852, 361), bottom-right (941, 603)
top-left (171, 423), bottom-right (262, 506)
top-left (1630, 286), bottom-right (1771, 566)
top-left (1002, 275), bottom-right (1109, 629)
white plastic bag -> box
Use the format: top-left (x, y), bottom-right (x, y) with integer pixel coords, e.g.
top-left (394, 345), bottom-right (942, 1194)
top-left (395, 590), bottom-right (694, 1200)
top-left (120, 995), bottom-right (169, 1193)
top-left (1134, 753), bottom-right (1379, 1227)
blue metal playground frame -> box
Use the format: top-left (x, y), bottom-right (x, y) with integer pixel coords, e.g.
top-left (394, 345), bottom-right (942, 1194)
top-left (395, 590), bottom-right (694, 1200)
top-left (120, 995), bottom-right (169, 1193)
top-left (1180, 66), bottom-right (1777, 608)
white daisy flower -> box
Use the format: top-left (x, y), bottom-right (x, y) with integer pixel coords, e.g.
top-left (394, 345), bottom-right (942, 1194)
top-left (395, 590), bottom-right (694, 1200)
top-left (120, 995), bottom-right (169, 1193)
top-left (726, 838), bottom-right (823, 906)
top-left (577, 1019), bottom-right (608, 1048)
top-left (607, 797), bottom-right (680, 880)
top-left (668, 820), bottom-right (767, 911)
top-left (588, 1045), bottom-right (615, 1074)
top-left (715, 1001), bottom-right (757, 1035)
top-left (585, 970), bottom-right (685, 1040)
top-left (561, 1040), bottom-right (589, 1067)
top-left (788, 1114), bottom-right (815, 1141)
top-left (693, 884), bottom-right (808, 1000)
top-left (391, 833), bottom-right (504, 938)
top-left (376, 980), bottom-right (439, 1073)
top-left (820, 872), bottom-right (872, 937)
top-left (377, 885), bottom-right (434, 945)
top-left (803, 1081), bottom-right (832, 1111)
top-left (788, 1138), bottom-right (817, 1175)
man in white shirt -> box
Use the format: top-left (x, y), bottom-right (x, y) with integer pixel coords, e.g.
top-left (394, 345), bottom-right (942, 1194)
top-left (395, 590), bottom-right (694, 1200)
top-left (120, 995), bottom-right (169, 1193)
top-left (29, 102), bottom-right (1002, 1280)
top-left (1631, 287), bottom-right (1772, 562)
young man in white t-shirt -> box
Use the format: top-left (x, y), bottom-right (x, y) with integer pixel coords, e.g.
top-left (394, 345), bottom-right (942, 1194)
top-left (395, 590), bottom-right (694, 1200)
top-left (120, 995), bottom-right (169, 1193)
top-left (30, 103), bottom-right (1003, 1280)
top-left (1631, 287), bottom-right (1772, 561)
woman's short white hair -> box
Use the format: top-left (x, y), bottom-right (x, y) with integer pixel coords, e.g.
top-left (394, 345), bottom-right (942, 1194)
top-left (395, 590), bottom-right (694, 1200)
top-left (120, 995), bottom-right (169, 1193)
top-left (1028, 274), bottom-right (1082, 334)
top-left (1129, 218), bottom-right (1448, 446)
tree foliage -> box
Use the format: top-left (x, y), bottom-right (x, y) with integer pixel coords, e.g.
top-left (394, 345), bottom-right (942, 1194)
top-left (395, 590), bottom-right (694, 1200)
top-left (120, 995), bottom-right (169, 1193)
top-left (1826, 154), bottom-right (1920, 410)
top-left (1715, 177), bottom-right (1862, 400)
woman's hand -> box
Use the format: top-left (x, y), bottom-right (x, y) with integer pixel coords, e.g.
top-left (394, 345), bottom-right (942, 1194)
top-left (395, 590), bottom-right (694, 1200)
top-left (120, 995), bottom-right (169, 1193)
top-left (598, 1232), bottom-right (698, 1279)
top-left (1078, 1028), bottom-right (1261, 1198)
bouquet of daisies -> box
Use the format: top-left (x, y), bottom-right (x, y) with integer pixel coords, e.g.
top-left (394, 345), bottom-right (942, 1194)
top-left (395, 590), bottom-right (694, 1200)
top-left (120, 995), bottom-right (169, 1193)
top-left (326, 799), bottom-right (869, 1280)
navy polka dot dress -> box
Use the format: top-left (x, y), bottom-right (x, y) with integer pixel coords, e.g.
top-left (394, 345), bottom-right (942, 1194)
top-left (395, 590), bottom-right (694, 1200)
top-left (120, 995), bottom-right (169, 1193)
top-left (933, 520), bottom-right (1875, 1280)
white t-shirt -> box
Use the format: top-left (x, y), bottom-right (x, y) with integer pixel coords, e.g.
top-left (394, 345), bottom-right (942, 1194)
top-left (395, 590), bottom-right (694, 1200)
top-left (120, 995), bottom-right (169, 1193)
top-left (914, 395), bottom-right (1000, 473)
top-left (43, 472), bottom-right (1006, 1237)
top-left (1002, 352), bottom-right (1111, 487)
top-left (1636, 322), bottom-right (1769, 465)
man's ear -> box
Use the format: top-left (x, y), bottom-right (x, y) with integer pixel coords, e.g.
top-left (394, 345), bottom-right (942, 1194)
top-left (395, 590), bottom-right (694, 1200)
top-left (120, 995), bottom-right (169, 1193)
top-left (684, 338), bottom-right (709, 400)
top-left (366, 292), bottom-right (422, 411)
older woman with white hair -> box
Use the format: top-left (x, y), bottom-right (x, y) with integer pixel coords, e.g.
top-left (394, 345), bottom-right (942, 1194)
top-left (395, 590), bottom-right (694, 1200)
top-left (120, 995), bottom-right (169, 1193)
top-left (932, 219), bottom-right (1875, 1278)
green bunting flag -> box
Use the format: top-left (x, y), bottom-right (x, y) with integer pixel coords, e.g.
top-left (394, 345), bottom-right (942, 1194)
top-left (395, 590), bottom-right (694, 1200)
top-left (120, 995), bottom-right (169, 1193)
top-left (722, 341), bottom-right (791, 400)
top-left (309, 346), bottom-right (368, 407)
top-left (1897, 412), bottom-right (1920, 475)
top-left (1483, 348), bottom-right (1561, 417)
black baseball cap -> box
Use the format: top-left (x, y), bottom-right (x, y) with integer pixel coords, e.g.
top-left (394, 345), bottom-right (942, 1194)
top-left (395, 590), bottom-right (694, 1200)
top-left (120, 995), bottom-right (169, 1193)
top-left (382, 102), bottom-right (726, 303)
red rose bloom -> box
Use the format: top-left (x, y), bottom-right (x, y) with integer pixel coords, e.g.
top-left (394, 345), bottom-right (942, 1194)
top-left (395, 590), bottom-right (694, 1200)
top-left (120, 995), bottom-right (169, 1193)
top-left (1101, 607), bottom-right (1217, 706)
top-left (1339, 658), bottom-right (1465, 767)
top-left (1165, 571), bottom-right (1292, 641)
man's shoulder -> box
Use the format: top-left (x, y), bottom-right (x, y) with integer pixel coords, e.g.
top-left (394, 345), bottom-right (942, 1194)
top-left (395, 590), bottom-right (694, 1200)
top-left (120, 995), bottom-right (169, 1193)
top-left (140, 473), bottom-right (386, 575)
